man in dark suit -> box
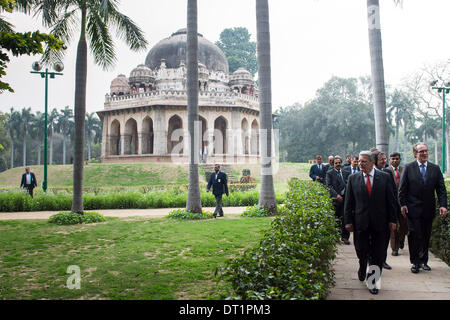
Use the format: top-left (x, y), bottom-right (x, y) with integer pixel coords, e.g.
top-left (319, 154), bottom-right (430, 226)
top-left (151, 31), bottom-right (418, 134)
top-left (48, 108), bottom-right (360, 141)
top-left (343, 155), bottom-right (360, 176)
top-left (344, 151), bottom-right (397, 295)
top-left (387, 152), bottom-right (407, 256)
top-left (20, 167), bottom-right (38, 198)
top-left (207, 164), bottom-right (229, 218)
top-left (398, 143), bottom-right (447, 274)
top-left (326, 156), bottom-right (350, 244)
top-left (344, 155), bottom-right (352, 168)
top-left (309, 155), bottom-right (326, 184)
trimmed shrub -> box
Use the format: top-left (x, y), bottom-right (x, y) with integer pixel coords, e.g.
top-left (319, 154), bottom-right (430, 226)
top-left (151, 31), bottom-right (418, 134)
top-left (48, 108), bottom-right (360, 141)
top-left (167, 208), bottom-right (214, 220)
top-left (431, 213), bottom-right (450, 265)
top-left (48, 211), bottom-right (105, 225)
top-left (216, 180), bottom-right (340, 300)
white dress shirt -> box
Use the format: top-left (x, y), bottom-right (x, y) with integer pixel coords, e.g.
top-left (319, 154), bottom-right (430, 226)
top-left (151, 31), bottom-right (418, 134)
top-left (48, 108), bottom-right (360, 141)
top-left (363, 167), bottom-right (375, 187)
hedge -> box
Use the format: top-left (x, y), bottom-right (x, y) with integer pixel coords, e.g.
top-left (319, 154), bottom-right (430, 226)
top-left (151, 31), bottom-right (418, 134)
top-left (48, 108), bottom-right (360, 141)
top-left (0, 188), bottom-right (285, 212)
top-left (216, 179), bottom-right (340, 300)
top-left (431, 203), bottom-right (450, 266)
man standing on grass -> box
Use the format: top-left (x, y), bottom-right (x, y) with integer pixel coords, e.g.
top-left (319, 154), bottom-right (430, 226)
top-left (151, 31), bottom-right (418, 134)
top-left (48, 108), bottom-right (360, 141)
top-left (20, 167), bottom-right (37, 198)
top-left (207, 164), bottom-right (229, 218)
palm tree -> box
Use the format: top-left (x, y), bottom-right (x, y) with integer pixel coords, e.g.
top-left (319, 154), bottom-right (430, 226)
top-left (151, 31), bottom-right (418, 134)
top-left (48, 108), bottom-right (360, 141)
top-left (256, 0), bottom-right (277, 215)
top-left (55, 106), bottom-right (73, 165)
top-left (185, 0), bottom-right (202, 214)
top-left (35, 0), bottom-right (148, 214)
top-left (48, 108), bottom-right (59, 165)
top-left (387, 89), bottom-right (416, 151)
top-left (30, 111), bottom-right (45, 165)
top-left (85, 112), bottom-right (101, 161)
top-left (7, 108), bottom-right (20, 168)
top-left (19, 107), bottom-right (33, 167)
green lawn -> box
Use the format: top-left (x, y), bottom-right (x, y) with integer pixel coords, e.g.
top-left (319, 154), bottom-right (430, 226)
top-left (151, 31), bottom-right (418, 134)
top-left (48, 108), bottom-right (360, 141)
top-left (0, 216), bottom-right (272, 300)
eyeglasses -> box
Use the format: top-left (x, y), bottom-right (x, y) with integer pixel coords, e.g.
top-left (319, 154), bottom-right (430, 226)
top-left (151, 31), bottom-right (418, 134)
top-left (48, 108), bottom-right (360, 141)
top-left (417, 150), bottom-right (428, 154)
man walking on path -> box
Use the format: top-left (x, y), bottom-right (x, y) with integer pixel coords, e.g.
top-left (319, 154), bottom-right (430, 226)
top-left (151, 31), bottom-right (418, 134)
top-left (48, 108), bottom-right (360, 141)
top-left (20, 167), bottom-right (37, 198)
top-left (398, 143), bottom-right (447, 274)
top-left (344, 151), bottom-right (397, 295)
top-left (309, 155), bottom-right (326, 184)
top-left (207, 164), bottom-right (229, 218)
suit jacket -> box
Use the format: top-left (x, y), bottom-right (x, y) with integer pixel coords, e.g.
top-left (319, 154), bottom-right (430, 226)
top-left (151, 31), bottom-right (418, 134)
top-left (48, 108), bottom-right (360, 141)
top-left (309, 163), bottom-right (326, 184)
top-left (207, 171), bottom-right (229, 196)
top-left (20, 172), bottom-right (37, 188)
top-left (387, 165), bottom-right (404, 190)
top-left (326, 168), bottom-right (350, 207)
top-left (343, 165), bottom-right (360, 176)
top-left (398, 161), bottom-right (447, 220)
top-left (344, 169), bottom-right (397, 232)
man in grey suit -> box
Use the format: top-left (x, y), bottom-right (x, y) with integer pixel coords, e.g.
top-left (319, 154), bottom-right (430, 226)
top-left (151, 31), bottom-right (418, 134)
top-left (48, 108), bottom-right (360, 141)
top-left (344, 151), bottom-right (397, 295)
top-left (398, 143), bottom-right (447, 273)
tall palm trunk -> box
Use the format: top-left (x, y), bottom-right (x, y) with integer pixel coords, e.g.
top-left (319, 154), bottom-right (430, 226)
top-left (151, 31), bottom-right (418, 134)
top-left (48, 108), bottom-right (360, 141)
top-left (62, 137), bottom-right (66, 164)
top-left (367, 0), bottom-right (388, 154)
top-left (256, 0), bottom-right (277, 215)
top-left (71, 8), bottom-right (88, 214)
top-left (22, 132), bottom-right (26, 166)
top-left (186, 0), bottom-right (202, 213)
top-left (9, 129), bottom-right (14, 168)
top-left (50, 127), bottom-right (53, 165)
top-left (37, 142), bottom-right (41, 165)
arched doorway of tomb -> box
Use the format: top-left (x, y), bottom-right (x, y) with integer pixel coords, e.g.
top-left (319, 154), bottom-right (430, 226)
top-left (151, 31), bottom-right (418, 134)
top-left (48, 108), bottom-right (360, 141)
top-left (241, 118), bottom-right (250, 155)
top-left (167, 115), bottom-right (183, 154)
top-left (251, 119), bottom-right (259, 155)
top-left (213, 116), bottom-right (227, 155)
top-left (125, 118), bottom-right (138, 155)
top-left (110, 120), bottom-right (121, 155)
top-left (142, 116), bottom-right (154, 154)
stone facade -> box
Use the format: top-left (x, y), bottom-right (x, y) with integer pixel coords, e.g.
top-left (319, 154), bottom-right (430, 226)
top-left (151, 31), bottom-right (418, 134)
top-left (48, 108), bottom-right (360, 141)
top-left (97, 29), bottom-right (262, 164)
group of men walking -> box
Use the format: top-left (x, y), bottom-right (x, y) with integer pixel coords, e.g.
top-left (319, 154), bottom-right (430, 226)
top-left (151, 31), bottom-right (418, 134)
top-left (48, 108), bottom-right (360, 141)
top-left (310, 143), bottom-right (447, 295)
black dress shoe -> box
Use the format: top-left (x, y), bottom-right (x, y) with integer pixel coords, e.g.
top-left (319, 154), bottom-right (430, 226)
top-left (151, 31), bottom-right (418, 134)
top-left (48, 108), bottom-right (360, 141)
top-left (358, 268), bottom-right (366, 281)
top-left (382, 262), bottom-right (392, 270)
top-left (213, 213), bottom-right (217, 219)
top-left (369, 288), bottom-right (379, 295)
top-left (392, 250), bottom-right (398, 256)
top-left (420, 263), bottom-right (431, 271)
top-left (399, 241), bottom-right (405, 249)
top-left (411, 264), bottom-right (420, 273)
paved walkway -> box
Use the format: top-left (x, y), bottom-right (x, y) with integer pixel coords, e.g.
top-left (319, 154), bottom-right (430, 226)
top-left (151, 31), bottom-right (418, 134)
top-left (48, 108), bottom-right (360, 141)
top-left (328, 234), bottom-right (450, 300)
top-left (1, 209), bottom-right (449, 299)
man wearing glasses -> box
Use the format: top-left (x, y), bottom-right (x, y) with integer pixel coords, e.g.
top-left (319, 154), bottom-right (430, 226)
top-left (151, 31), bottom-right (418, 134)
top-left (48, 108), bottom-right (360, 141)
top-left (399, 143), bottom-right (447, 274)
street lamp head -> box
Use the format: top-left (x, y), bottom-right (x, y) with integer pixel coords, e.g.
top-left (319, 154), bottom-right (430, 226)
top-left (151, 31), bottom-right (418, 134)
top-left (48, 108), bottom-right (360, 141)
top-left (53, 62), bottom-right (64, 72)
top-left (32, 61), bottom-right (42, 72)
top-left (445, 81), bottom-right (450, 87)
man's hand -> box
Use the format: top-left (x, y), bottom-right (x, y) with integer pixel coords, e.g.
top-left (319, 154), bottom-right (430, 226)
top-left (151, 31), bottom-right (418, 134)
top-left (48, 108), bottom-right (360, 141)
top-left (439, 207), bottom-right (447, 218)
top-left (336, 195), bottom-right (343, 203)
top-left (206, 189), bottom-right (210, 193)
top-left (401, 206), bottom-right (408, 218)
top-left (226, 193), bottom-right (229, 197)
top-left (345, 224), bottom-right (354, 232)
top-left (389, 222), bottom-right (397, 232)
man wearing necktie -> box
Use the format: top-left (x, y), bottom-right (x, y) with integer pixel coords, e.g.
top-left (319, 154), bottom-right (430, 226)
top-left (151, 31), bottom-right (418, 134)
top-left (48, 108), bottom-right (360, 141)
top-left (399, 143), bottom-right (447, 274)
top-left (344, 151), bottom-right (397, 295)
top-left (309, 155), bottom-right (326, 184)
top-left (387, 152), bottom-right (407, 257)
top-left (343, 155), bottom-right (360, 176)
top-left (326, 156), bottom-right (351, 244)
top-left (207, 164), bottom-right (229, 218)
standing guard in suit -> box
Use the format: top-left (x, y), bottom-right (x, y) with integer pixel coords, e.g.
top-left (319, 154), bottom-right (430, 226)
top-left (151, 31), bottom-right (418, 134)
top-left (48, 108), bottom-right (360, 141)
top-left (387, 152), bottom-right (407, 256)
top-left (344, 151), bottom-right (397, 295)
top-left (207, 164), bottom-right (229, 218)
top-left (343, 155), bottom-right (360, 176)
top-left (20, 167), bottom-right (38, 198)
top-left (398, 143), bottom-right (447, 273)
top-left (309, 155), bottom-right (326, 184)
top-left (326, 156), bottom-right (351, 244)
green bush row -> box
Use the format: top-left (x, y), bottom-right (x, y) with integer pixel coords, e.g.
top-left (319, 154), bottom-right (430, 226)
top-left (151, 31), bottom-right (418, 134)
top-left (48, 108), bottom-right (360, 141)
top-left (216, 179), bottom-right (340, 300)
top-left (48, 211), bottom-right (105, 225)
top-left (0, 189), bottom-right (286, 212)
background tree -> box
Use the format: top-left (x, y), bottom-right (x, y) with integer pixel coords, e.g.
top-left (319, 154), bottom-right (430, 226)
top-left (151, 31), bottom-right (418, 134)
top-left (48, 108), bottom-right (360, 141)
top-left (18, 107), bottom-right (32, 166)
top-left (30, 111), bottom-right (45, 165)
top-left (48, 107), bottom-right (59, 165)
top-left (55, 106), bottom-right (73, 165)
top-left (6, 107), bottom-right (20, 168)
top-left (84, 112), bottom-right (101, 161)
top-left (216, 27), bottom-right (258, 77)
top-left (35, 0), bottom-right (148, 214)
top-left (0, 111), bottom-right (10, 171)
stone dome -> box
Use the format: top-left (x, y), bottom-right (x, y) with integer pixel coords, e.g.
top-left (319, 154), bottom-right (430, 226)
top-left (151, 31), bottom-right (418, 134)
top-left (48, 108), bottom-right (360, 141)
top-left (229, 68), bottom-right (254, 87)
top-left (110, 74), bottom-right (130, 95)
top-left (145, 28), bottom-right (229, 73)
top-left (129, 64), bottom-right (154, 85)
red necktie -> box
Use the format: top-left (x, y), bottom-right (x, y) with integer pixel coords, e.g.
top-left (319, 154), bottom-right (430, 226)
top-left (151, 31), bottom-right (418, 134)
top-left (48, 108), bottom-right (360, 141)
top-left (395, 168), bottom-right (400, 185)
top-left (366, 173), bottom-right (372, 196)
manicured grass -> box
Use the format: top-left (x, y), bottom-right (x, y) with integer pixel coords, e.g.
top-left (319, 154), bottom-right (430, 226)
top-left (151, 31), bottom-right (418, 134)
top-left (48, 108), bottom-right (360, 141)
top-left (0, 216), bottom-right (272, 299)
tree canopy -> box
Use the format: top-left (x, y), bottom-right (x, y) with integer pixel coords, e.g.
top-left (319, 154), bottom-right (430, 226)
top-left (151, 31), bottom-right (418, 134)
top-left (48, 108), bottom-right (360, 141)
top-left (216, 27), bottom-right (257, 76)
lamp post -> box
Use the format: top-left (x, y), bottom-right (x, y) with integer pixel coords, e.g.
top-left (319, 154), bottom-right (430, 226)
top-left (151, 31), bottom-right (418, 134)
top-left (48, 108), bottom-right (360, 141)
top-left (30, 61), bottom-right (64, 193)
top-left (431, 80), bottom-right (450, 174)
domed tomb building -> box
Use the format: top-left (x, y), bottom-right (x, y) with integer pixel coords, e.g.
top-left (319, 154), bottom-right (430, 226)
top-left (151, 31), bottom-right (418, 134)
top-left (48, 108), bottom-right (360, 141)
top-left (97, 29), bottom-right (261, 163)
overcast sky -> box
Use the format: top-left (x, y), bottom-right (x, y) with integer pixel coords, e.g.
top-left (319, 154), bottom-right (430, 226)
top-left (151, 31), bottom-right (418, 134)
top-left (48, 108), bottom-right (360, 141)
top-left (2, 0), bottom-right (450, 115)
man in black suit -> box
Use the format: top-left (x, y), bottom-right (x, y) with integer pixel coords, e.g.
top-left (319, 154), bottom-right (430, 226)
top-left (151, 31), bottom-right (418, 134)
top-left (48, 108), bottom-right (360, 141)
top-left (326, 156), bottom-right (350, 244)
top-left (344, 151), bottom-right (397, 295)
top-left (20, 167), bottom-right (38, 198)
top-left (344, 155), bottom-right (352, 168)
top-left (207, 164), bottom-right (229, 218)
top-left (309, 155), bottom-right (326, 184)
top-left (398, 143), bottom-right (447, 273)
top-left (343, 155), bottom-right (360, 176)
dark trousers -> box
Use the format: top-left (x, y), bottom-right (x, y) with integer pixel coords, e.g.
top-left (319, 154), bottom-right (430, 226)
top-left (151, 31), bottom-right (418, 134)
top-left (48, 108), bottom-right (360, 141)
top-left (334, 203), bottom-right (350, 240)
top-left (24, 185), bottom-right (34, 198)
top-left (214, 194), bottom-right (224, 216)
top-left (390, 214), bottom-right (408, 251)
top-left (407, 216), bottom-right (433, 265)
top-left (353, 226), bottom-right (390, 274)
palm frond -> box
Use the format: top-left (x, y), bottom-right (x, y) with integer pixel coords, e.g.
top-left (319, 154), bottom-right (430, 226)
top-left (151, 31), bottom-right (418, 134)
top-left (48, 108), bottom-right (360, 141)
top-left (0, 15), bottom-right (14, 32)
top-left (86, 8), bottom-right (115, 70)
